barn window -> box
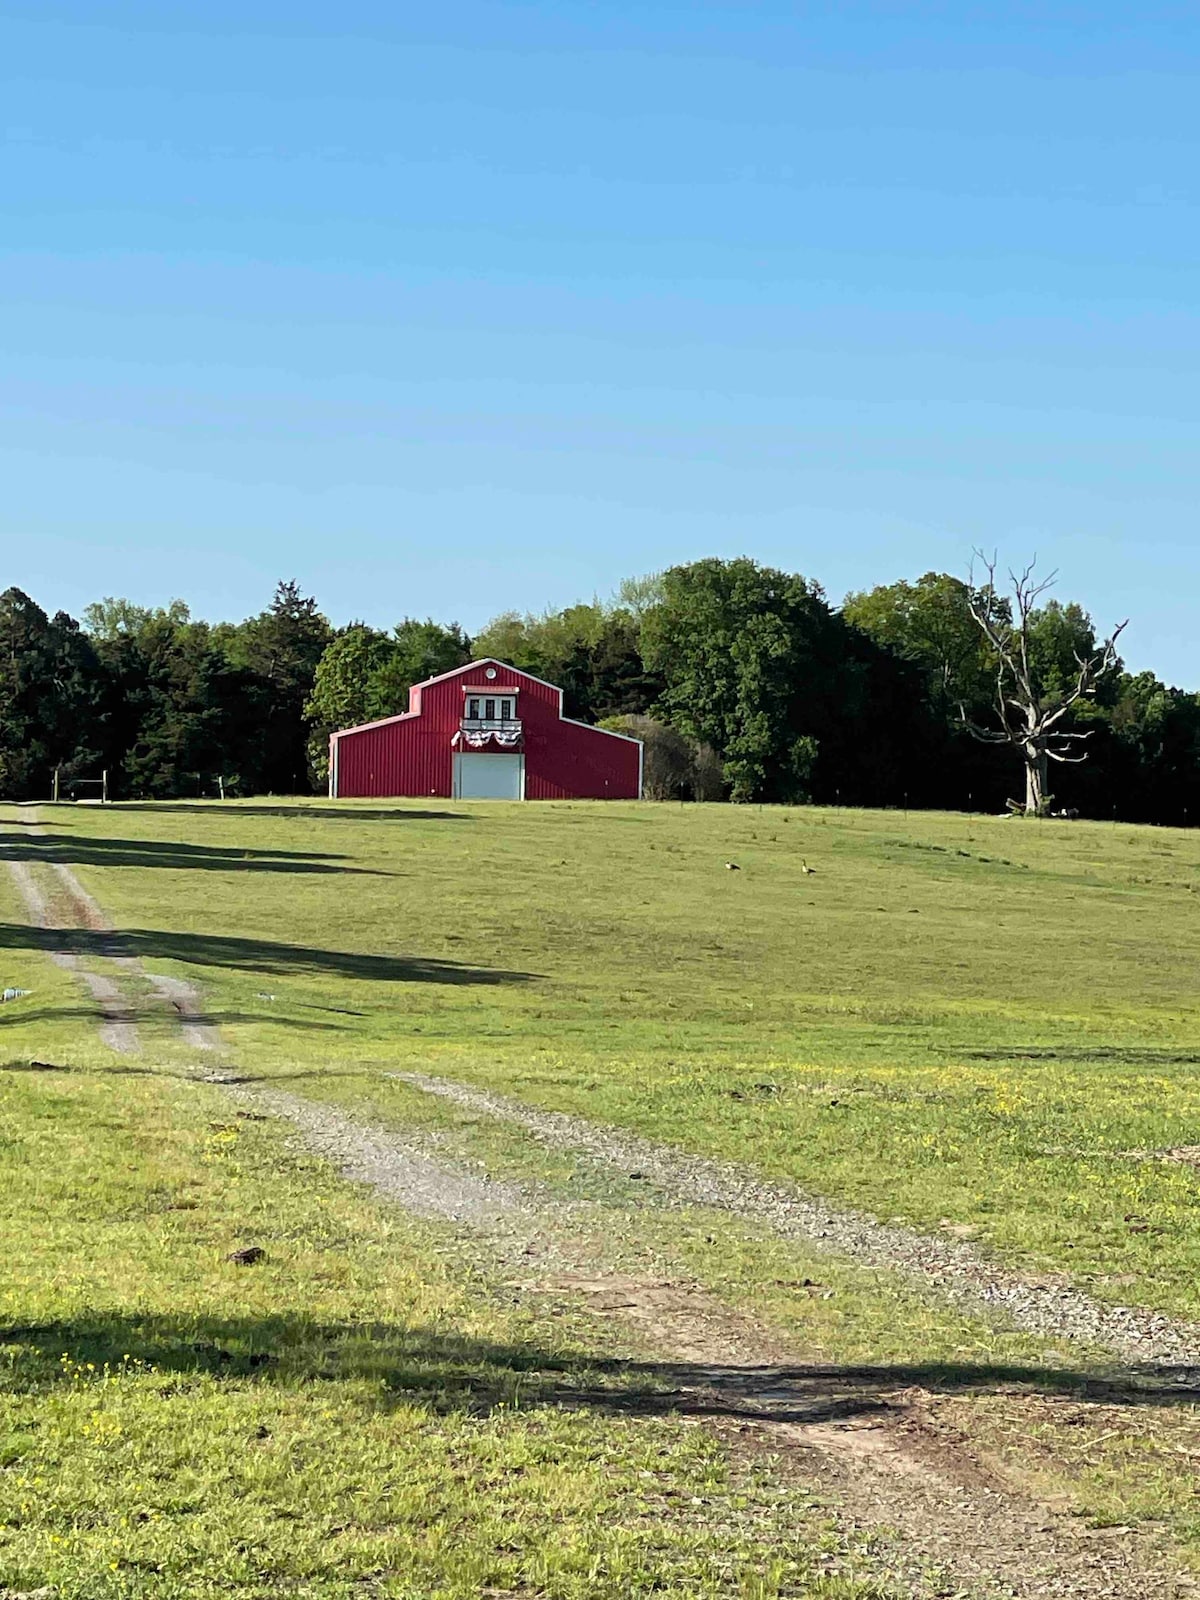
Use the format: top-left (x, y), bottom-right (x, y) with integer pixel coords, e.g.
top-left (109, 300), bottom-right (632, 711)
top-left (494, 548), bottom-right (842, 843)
top-left (463, 689), bottom-right (518, 725)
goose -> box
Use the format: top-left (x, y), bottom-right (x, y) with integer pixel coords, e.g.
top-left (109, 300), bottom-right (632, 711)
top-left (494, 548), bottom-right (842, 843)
top-left (801, 859), bottom-right (815, 875)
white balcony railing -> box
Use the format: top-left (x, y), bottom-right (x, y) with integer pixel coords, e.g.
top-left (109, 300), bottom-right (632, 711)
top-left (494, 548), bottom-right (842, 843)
top-left (461, 717), bottom-right (523, 735)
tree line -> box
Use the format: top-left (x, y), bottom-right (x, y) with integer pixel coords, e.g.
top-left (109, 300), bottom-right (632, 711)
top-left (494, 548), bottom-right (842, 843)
top-left (2, 558), bottom-right (1197, 822)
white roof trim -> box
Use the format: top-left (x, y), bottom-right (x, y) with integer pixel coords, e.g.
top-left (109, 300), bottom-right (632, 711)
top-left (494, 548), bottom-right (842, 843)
top-left (330, 706), bottom-right (420, 740)
top-left (416, 657), bottom-right (551, 692)
top-left (559, 715), bottom-right (643, 747)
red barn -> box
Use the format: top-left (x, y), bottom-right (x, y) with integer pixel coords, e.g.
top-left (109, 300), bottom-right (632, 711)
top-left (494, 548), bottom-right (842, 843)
top-left (329, 659), bottom-right (643, 801)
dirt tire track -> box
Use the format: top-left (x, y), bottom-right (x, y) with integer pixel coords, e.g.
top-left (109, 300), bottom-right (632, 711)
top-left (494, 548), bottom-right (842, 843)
top-left (5, 806), bottom-right (220, 1053)
top-left (216, 1080), bottom-right (1195, 1599)
top-left (391, 1071), bottom-right (1200, 1373)
top-left (0, 848), bottom-right (139, 1053)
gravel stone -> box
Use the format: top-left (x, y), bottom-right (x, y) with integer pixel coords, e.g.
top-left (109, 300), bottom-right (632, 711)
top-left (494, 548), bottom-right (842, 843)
top-left (393, 1070), bottom-right (1200, 1372)
top-left (237, 1084), bottom-right (532, 1227)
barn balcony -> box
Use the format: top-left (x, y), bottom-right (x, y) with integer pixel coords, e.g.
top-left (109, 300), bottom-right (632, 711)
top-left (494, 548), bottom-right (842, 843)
top-left (461, 716), bottom-right (523, 735)
top-left (457, 716), bottom-right (524, 750)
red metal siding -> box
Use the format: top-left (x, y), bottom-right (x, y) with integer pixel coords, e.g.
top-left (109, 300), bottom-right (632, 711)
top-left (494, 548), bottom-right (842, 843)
top-left (524, 718), bottom-right (641, 800)
top-left (334, 718), bottom-right (452, 798)
top-left (331, 660), bottom-right (640, 801)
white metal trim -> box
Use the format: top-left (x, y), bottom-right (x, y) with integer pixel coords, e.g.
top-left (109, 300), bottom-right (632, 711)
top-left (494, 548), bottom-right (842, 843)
top-left (330, 706), bottom-right (420, 741)
top-left (559, 714), bottom-right (643, 746)
top-left (410, 657), bottom-right (554, 693)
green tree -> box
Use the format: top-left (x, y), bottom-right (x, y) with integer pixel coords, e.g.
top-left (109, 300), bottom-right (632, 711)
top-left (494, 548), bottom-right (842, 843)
top-left (1025, 600), bottom-right (1119, 707)
top-left (473, 605), bottom-right (605, 686)
top-left (122, 621), bottom-right (251, 797)
top-left (229, 581), bottom-right (332, 792)
top-left (82, 597), bottom-right (192, 640)
top-left (614, 572), bottom-right (666, 619)
top-left (0, 590), bottom-right (102, 796)
top-left (1095, 672), bottom-right (1200, 825)
top-left (474, 602), bottom-right (658, 721)
top-left (599, 714), bottom-right (723, 801)
top-left (470, 611), bottom-right (533, 670)
top-left (843, 572), bottom-right (995, 720)
top-left (370, 619), bottom-right (471, 711)
top-left (306, 627), bottom-right (396, 734)
top-left (585, 609), bottom-right (661, 718)
top-left (640, 558), bottom-right (837, 802)
top-left (86, 604), bottom-right (260, 798)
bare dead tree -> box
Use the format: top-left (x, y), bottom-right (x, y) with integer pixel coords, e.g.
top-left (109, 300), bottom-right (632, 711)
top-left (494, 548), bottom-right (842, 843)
top-left (962, 553), bottom-right (1127, 815)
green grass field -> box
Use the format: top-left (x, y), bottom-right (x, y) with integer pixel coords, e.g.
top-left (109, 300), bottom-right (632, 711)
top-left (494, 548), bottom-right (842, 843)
top-left (27, 798), bottom-right (1200, 1314)
top-left (5, 796), bottom-right (1200, 1595)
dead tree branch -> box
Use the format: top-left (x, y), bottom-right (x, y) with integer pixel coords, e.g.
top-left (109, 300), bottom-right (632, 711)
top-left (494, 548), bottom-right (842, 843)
top-left (961, 552), bottom-right (1126, 814)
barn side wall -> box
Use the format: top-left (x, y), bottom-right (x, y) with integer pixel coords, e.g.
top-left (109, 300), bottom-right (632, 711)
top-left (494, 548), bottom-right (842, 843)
top-left (525, 720), bottom-right (641, 800)
top-left (333, 717), bottom-right (453, 798)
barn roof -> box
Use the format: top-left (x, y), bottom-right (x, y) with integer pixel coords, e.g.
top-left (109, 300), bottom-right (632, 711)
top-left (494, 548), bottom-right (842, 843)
top-left (329, 658), bottom-right (642, 746)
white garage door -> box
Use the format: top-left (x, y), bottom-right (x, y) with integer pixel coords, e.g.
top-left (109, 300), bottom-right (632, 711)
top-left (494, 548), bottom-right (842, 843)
top-left (454, 752), bottom-right (524, 800)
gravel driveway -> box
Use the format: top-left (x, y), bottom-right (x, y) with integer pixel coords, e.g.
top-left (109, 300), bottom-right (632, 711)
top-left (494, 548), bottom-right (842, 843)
top-left (391, 1069), bottom-right (1200, 1374)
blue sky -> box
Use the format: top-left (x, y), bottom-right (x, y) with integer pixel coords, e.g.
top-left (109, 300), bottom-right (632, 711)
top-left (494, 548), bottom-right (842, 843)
top-left (2, 2), bottom-right (1197, 683)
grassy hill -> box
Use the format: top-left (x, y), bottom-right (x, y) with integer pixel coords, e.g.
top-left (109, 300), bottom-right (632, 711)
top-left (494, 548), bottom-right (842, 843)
top-left (5, 796), bottom-right (1200, 1596)
top-left (30, 797), bottom-right (1200, 1316)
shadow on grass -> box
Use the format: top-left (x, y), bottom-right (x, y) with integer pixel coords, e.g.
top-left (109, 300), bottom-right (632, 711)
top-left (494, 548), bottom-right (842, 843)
top-left (0, 1056), bottom-right (380, 1081)
top-left (3, 1312), bottom-right (1197, 1422)
top-left (1, 828), bottom-right (390, 876)
top-left (102, 804), bottom-right (468, 823)
top-left (0, 1005), bottom-right (114, 1030)
top-left (0, 1005), bottom-right (349, 1036)
top-left (954, 1046), bottom-right (1200, 1066)
top-left (0, 923), bottom-right (536, 987)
